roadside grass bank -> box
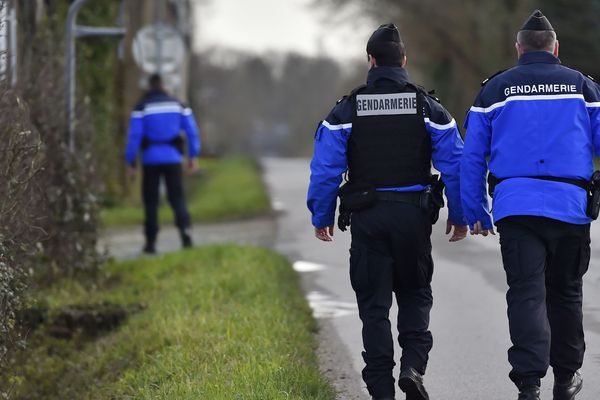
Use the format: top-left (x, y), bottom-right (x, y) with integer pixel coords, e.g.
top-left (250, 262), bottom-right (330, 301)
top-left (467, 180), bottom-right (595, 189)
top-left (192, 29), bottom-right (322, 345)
top-left (7, 245), bottom-right (336, 399)
top-left (101, 156), bottom-right (271, 227)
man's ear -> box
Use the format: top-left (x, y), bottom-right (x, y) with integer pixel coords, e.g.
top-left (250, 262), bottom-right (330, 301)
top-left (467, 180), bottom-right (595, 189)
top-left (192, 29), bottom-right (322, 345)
top-left (401, 55), bottom-right (407, 67)
top-left (554, 40), bottom-right (560, 57)
top-left (515, 42), bottom-right (523, 58)
top-left (368, 54), bottom-right (377, 68)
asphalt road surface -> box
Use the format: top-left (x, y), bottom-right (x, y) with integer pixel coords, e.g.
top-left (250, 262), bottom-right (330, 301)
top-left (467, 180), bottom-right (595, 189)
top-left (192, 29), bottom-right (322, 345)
top-left (262, 157), bottom-right (600, 400)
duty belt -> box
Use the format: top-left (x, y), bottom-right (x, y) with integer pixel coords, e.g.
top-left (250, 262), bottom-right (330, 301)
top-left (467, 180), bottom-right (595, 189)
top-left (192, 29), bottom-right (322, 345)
top-left (488, 174), bottom-right (588, 198)
top-left (375, 191), bottom-right (422, 205)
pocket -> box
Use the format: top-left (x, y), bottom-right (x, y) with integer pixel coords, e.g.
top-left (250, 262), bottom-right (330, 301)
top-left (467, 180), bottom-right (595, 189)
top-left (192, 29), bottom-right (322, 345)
top-left (577, 237), bottom-right (591, 279)
top-left (499, 235), bottom-right (521, 284)
top-left (349, 247), bottom-right (370, 293)
top-left (416, 248), bottom-right (434, 287)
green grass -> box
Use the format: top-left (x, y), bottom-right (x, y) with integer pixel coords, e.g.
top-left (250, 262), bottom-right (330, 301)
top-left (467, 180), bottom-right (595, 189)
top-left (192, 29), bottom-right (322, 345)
top-left (8, 245), bottom-right (336, 400)
top-left (101, 157), bottom-right (271, 227)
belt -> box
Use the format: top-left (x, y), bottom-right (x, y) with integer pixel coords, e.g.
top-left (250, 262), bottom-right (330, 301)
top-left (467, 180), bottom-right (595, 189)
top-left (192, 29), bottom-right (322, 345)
top-left (495, 175), bottom-right (588, 190)
top-left (375, 191), bottom-right (422, 205)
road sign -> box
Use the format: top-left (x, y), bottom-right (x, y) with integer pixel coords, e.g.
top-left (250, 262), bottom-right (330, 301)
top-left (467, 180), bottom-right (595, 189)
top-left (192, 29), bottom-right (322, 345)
top-left (132, 23), bottom-right (185, 74)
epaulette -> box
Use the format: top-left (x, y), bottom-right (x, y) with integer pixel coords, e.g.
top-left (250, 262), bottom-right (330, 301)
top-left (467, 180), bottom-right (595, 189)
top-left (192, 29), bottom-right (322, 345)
top-left (408, 82), bottom-right (441, 103)
top-left (586, 74), bottom-right (596, 82)
top-left (481, 69), bottom-right (507, 86)
top-left (349, 84), bottom-right (367, 97)
top-left (336, 84), bottom-right (367, 104)
top-left (426, 89), bottom-right (441, 103)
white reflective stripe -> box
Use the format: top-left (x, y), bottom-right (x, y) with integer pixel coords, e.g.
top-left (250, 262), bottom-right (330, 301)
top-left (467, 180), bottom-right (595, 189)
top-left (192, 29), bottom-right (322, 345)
top-left (131, 111), bottom-right (143, 118)
top-left (586, 101), bottom-right (600, 108)
top-left (143, 105), bottom-right (183, 115)
top-left (142, 101), bottom-right (183, 116)
top-left (182, 107), bottom-right (193, 116)
top-left (424, 117), bottom-right (456, 131)
top-left (470, 94), bottom-right (585, 113)
top-left (322, 120), bottom-right (352, 131)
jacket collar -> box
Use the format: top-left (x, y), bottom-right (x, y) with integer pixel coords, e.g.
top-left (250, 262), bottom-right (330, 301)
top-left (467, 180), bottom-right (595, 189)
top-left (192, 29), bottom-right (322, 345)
top-left (367, 66), bottom-right (410, 85)
top-left (145, 89), bottom-right (168, 98)
top-left (518, 51), bottom-right (561, 65)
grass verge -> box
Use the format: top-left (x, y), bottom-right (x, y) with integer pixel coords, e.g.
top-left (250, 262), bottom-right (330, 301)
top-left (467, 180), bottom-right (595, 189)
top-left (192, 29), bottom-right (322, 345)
top-left (101, 157), bottom-right (271, 227)
top-left (7, 245), bottom-right (335, 399)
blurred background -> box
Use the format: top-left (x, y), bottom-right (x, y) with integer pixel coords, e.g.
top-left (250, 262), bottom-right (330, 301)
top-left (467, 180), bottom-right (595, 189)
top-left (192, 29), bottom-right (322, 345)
top-left (4, 0), bottom-right (598, 204)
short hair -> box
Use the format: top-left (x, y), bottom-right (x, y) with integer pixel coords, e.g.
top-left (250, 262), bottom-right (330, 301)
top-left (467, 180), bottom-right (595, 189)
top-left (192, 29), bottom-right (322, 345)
top-left (148, 73), bottom-right (163, 90)
top-left (517, 30), bottom-right (557, 53)
top-left (368, 41), bottom-right (406, 67)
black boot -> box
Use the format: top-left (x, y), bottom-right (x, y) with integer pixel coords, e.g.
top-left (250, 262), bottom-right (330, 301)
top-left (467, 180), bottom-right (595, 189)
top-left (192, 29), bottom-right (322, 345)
top-left (181, 230), bottom-right (193, 249)
top-left (143, 241), bottom-right (156, 254)
top-left (553, 371), bottom-right (582, 400)
top-left (398, 368), bottom-right (429, 400)
top-left (518, 385), bottom-right (541, 400)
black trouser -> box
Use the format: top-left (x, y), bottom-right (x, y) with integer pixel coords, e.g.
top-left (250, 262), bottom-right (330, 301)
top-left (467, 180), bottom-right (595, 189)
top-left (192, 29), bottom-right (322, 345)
top-left (350, 201), bottom-right (434, 398)
top-left (496, 216), bottom-right (590, 388)
top-left (142, 163), bottom-right (190, 243)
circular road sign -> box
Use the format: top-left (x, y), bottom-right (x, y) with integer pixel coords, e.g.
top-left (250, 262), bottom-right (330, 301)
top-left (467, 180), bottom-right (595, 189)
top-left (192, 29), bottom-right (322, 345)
top-left (132, 23), bottom-right (185, 74)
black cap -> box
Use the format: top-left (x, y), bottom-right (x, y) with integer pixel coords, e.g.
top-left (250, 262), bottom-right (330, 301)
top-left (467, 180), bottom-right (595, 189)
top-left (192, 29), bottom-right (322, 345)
top-left (520, 10), bottom-right (554, 31)
top-left (366, 23), bottom-right (404, 66)
top-left (367, 23), bottom-right (401, 54)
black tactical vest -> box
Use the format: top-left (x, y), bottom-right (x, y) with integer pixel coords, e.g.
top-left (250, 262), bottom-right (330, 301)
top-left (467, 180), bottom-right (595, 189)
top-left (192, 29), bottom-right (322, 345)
top-left (347, 79), bottom-right (432, 187)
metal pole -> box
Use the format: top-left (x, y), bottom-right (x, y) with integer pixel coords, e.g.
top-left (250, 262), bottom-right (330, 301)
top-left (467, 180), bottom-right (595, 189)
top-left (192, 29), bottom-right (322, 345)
top-left (75, 26), bottom-right (126, 38)
top-left (65, 0), bottom-right (126, 152)
top-left (65, 0), bottom-right (88, 152)
top-left (8, 1), bottom-right (16, 88)
top-left (117, 0), bottom-right (125, 61)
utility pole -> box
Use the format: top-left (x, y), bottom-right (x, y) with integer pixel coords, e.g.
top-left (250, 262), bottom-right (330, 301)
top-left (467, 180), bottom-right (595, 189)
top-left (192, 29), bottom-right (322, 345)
top-left (64, 0), bottom-right (126, 152)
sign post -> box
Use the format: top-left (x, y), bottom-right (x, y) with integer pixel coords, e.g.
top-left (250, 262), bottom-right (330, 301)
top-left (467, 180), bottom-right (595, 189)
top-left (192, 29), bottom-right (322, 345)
top-left (64, 0), bottom-right (126, 152)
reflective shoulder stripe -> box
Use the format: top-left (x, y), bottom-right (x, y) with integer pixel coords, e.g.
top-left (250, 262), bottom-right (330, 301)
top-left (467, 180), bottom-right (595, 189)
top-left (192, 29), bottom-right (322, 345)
top-left (131, 111), bottom-right (144, 118)
top-left (143, 101), bottom-right (183, 115)
top-left (470, 94), bottom-right (585, 113)
top-left (322, 120), bottom-right (352, 131)
top-left (424, 117), bottom-right (456, 130)
top-left (586, 101), bottom-right (600, 108)
top-left (182, 107), bottom-right (193, 116)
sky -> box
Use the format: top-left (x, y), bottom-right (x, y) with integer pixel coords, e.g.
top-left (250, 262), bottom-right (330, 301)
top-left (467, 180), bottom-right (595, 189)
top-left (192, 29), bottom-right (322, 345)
top-left (192, 0), bottom-right (372, 59)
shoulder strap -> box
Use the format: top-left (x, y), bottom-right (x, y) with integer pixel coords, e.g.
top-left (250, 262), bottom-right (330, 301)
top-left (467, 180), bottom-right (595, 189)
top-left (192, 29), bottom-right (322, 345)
top-left (481, 69), bottom-right (507, 86)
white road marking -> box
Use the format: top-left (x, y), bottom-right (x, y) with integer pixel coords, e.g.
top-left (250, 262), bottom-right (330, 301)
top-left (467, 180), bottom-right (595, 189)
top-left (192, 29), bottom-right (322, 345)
top-left (293, 260), bottom-right (326, 272)
top-left (272, 198), bottom-right (285, 211)
top-left (306, 291), bottom-right (357, 319)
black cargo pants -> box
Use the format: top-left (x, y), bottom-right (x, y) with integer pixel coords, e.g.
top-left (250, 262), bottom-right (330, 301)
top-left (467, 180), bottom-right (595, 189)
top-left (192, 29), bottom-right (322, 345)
top-left (142, 163), bottom-right (191, 243)
top-left (496, 216), bottom-right (590, 388)
top-left (350, 201), bottom-right (434, 398)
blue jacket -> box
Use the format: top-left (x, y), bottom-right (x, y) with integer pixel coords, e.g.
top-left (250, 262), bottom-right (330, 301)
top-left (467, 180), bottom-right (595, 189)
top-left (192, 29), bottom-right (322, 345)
top-left (461, 51), bottom-right (600, 229)
top-left (125, 90), bottom-right (201, 166)
top-left (307, 66), bottom-right (466, 229)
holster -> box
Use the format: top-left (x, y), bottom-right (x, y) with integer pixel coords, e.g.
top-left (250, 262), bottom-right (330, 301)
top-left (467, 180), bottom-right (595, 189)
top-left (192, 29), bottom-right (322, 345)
top-left (487, 173), bottom-right (499, 198)
top-left (423, 174), bottom-right (445, 224)
top-left (337, 181), bottom-right (376, 231)
top-left (586, 170), bottom-right (600, 220)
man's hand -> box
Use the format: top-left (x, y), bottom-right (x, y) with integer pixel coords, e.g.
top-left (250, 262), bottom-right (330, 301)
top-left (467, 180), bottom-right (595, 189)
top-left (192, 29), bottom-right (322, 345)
top-left (446, 220), bottom-right (468, 242)
top-left (470, 220), bottom-right (496, 236)
top-left (127, 165), bottom-right (137, 182)
top-left (315, 225), bottom-right (334, 242)
top-left (186, 158), bottom-right (199, 173)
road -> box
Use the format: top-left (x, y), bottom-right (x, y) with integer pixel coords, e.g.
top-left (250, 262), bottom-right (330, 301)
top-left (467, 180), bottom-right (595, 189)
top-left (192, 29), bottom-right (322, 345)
top-left (99, 217), bottom-right (277, 260)
top-left (262, 157), bottom-right (600, 400)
